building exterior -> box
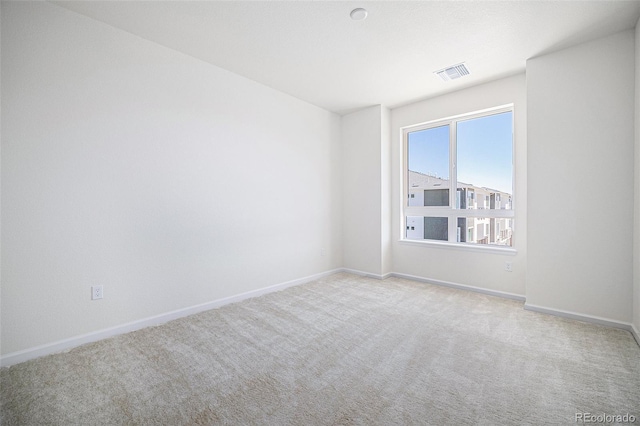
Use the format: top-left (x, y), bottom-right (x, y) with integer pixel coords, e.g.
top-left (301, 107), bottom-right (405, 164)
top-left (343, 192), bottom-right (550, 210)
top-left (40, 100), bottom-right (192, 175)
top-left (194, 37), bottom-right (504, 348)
top-left (407, 170), bottom-right (512, 246)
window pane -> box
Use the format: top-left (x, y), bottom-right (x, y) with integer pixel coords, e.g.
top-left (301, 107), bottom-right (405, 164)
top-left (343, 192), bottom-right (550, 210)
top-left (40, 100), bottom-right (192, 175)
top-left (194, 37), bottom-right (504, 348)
top-left (408, 125), bottom-right (450, 207)
top-left (457, 217), bottom-right (513, 246)
top-left (406, 216), bottom-right (422, 240)
top-left (424, 189), bottom-right (449, 206)
top-left (406, 216), bottom-right (448, 241)
top-left (456, 112), bottom-right (512, 210)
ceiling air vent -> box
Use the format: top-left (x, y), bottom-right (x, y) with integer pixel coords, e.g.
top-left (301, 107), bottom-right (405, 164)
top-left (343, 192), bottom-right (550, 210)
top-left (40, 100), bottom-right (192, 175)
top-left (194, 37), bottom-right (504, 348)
top-left (434, 63), bottom-right (470, 81)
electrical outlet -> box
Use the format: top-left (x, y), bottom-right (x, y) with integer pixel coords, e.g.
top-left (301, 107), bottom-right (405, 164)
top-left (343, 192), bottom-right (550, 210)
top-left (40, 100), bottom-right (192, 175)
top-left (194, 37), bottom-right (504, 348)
top-left (505, 262), bottom-right (513, 272)
top-left (92, 285), bottom-right (103, 300)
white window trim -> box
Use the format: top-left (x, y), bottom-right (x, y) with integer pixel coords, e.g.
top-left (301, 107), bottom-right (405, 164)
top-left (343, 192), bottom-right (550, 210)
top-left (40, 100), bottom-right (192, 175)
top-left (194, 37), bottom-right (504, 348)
top-left (399, 238), bottom-right (517, 255)
top-left (400, 104), bottom-right (516, 252)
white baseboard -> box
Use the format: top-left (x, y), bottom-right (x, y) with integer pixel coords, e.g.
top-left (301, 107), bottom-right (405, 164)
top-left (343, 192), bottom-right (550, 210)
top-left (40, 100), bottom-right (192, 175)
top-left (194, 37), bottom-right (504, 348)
top-left (631, 324), bottom-right (640, 347)
top-left (0, 268), bottom-right (343, 368)
top-left (5, 269), bottom-right (638, 367)
top-left (341, 268), bottom-right (391, 280)
top-left (389, 272), bottom-right (526, 302)
top-left (524, 303), bottom-right (635, 336)
top-left (387, 273), bottom-right (639, 349)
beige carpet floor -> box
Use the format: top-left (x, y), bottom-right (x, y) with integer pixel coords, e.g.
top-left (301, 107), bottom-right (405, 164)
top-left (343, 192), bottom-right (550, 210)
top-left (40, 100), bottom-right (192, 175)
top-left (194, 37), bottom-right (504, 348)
top-left (1, 272), bottom-right (639, 425)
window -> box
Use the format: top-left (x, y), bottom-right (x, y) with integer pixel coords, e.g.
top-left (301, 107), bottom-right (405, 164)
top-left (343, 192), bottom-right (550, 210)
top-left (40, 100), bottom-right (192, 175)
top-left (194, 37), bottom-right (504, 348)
top-left (403, 106), bottom-right (514, 247)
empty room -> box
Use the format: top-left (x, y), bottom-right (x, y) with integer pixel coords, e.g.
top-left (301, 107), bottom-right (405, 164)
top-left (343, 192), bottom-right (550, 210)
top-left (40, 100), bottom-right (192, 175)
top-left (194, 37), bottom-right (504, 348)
top-left (1, 0), bottom-right (640, 424)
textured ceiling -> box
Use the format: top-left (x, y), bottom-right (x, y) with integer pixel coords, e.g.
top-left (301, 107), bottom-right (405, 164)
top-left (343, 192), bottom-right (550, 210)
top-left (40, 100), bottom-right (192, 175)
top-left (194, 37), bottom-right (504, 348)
top-left (53, 1), bottom-right (640, 115)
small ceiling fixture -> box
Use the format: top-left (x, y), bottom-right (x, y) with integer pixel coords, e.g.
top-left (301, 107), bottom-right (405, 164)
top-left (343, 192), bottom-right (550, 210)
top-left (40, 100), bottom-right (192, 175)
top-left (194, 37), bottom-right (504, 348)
top-left (350, 8), bottom-right (368, 21)
top-left (434, 63), bottom-right (471, 81)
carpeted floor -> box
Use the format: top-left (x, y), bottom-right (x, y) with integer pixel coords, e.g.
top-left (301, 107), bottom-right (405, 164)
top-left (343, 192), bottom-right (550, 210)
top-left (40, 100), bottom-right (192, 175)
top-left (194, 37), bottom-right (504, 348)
top-left (1, 272), bottom-right (639, 425)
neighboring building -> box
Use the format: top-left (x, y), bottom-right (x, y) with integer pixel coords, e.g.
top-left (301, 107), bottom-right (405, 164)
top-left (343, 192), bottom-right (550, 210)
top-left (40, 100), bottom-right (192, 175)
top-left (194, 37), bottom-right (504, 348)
top-left (407, 170), bottom-right (512, 246)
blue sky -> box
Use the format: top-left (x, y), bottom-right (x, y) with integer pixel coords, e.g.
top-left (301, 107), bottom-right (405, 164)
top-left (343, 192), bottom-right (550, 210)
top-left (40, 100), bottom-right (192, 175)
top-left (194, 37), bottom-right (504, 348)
top-left (408, 111), bottom-right (513, 193)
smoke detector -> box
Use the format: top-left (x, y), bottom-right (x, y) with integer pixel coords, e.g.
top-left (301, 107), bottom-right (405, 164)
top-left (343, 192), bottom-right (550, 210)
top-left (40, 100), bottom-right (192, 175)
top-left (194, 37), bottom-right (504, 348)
top-left (434, 63), bottom-right (470, 81)
top-left (350, 8), bottom-right (368, 21)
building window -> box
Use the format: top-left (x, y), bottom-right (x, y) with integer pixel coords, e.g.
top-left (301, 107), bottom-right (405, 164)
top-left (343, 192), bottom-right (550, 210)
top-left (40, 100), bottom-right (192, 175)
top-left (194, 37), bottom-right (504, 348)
top-left (403, 106), bottom-right (514, 247)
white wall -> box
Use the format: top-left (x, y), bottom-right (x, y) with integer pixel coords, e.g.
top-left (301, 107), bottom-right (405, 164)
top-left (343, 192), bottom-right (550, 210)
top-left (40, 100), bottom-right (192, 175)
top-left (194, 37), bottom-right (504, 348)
top-left (381, 107), bottom-right (392, 277)
top-left (1, 2), bottom-right (342, 356)
top-left (390, 74), bottom-right (527, 296)
top-left (634, 19), bottom-right (640, 335)
top-left (527, 30), bottom-right (635, 323)
top-left (342, 105), bottom-right (389, 277)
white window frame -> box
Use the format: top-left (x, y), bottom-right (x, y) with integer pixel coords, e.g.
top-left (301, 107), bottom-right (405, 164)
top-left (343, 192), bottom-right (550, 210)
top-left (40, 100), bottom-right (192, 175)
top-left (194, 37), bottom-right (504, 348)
top-left (400, 104), bottom-right (516, 254)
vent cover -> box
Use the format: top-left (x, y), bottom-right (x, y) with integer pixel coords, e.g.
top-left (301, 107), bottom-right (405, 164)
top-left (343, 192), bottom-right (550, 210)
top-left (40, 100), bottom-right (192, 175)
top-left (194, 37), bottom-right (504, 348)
top-left (434, 63), bottom-right (470, 81)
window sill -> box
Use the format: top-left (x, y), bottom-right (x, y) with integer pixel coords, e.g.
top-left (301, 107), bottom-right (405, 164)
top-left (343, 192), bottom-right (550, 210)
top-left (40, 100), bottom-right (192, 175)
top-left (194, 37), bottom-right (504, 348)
top-left (398, 239), bottom-right (517, 255)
